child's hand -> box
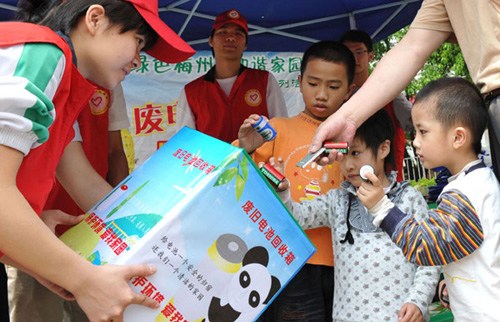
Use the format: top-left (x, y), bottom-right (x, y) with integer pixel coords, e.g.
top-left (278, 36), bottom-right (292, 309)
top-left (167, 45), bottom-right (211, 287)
top-left (258, 157), bottom-right (289, 192)
top-left (238, 114), bottom-right (266, 153)
top-left (356, 171), bottom-right (385, 210)
top-left (269, 157), bottom-right (289, 192)
top-left (398, 303), bottom-right (423, 322)
top-left (41, 210), bottom-right (85, 234)
top-left (73, 264), bottom-right (159, 322)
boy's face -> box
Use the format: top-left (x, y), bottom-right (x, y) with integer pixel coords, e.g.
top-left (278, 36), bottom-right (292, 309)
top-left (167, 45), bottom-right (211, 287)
top-left (342, 41), bottom-right (373, 78)
top-left (411, 102), bottom-right (453, 170)
top-left (299, 58), bottom-right (352, 121)
top-left (340, 137), bottom-right (388, 188)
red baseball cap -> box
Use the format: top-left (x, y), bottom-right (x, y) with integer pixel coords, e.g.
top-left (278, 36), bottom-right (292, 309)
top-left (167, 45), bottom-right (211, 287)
top-left (127, 0), bottom-right (195, 63)
top-left (212, 9), bottom-right (248, 35)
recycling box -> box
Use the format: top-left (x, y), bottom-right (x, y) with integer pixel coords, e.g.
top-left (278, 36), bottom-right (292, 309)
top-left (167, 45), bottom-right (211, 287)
top-left (60, 127), bottom-right (315, 322)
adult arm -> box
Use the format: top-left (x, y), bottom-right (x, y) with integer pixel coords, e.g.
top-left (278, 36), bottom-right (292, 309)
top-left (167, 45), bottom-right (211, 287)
top-left (266, 73), bottom-right (288, 118)
top-left (107, 130), bottom-right (129, 186)
top-left (106, 83), bottom-right (130, 186)
top-left (56, 141), bottom-right (113, 212)
top-left (175, 88), bottom-right (196, 129)
top-left (393, 92), bottom-right (414, 132)
top-left (0, 145), bottom-right (159, 321)
top-left (311, 28), bottom-right (451, 159)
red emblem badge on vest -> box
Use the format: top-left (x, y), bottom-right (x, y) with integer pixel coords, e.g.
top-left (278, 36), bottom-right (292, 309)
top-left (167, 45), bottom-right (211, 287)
top-left (244, 89), bottom-right (262, 107)
top-left (89, 88), bottom-right (111, 115)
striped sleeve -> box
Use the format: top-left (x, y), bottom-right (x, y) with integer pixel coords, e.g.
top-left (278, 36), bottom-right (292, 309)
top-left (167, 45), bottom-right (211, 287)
top-left (0, 43), bottom-right (65, 155)
top-left (381, 189), bottom-right (483, 266)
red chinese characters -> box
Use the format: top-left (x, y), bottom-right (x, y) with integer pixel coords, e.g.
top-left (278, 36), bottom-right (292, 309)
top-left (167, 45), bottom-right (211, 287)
top-left (241, 200), bottom-right (296, 265)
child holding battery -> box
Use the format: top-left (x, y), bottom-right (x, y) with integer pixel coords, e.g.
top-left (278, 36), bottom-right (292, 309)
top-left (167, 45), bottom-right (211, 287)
top-left (237, 40), bottom-right (354, 321)
top-left (358, 78), bottom-right (500, 321)
top-left (267, 109), bottom-right (440, 322)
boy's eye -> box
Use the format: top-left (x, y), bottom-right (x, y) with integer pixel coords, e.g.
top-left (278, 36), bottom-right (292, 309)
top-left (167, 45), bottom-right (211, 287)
top-left (308, 82), bottom-right (317, 87)
top-left (350, 151), bottom-right (360, 157)
top-left (329, 86), bottom-right (340, 90)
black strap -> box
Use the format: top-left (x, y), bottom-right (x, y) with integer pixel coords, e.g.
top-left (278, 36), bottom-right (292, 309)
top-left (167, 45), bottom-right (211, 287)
top-left (340, 193), bottom-right (354, 245)
top-left (464, 161), bottom-right (486, 175)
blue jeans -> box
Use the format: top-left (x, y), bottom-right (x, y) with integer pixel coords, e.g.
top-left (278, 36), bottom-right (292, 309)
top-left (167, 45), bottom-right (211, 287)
top-left (256, 264), bottom-right (334, 322)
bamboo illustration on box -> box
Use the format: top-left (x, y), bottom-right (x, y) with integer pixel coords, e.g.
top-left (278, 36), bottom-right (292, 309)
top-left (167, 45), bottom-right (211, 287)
top-left (213, 152), bottom-right (249, 201)
top-left (62, 150), bottom-right (251, 263)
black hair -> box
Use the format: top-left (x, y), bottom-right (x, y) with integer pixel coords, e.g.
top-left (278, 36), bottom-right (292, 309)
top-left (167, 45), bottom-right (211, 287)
top-left (355, 109), bottom-right (395, 173)
top-left (300, 40), bottom-right (356, 85)
top-left (16, 0), bottom-right (60, 23)
top-left (339, 29), bottom-right (373, 52)
top-left (19, 0), bottom-right (158, 51)
top-left (414, 77), bottom-right (487, 155)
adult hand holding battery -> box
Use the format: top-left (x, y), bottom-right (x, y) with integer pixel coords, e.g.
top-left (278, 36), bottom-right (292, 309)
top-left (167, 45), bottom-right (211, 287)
top-left (296, 141), bottom-right (348, 168)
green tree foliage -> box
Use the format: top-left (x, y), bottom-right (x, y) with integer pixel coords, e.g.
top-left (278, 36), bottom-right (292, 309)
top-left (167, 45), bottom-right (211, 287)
top-left (371, 27), bottom-right (471, 97)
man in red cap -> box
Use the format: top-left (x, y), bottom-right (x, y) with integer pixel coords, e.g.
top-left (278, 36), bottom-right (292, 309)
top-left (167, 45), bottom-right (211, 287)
top-left (176, 9), bottom-right (288, 143)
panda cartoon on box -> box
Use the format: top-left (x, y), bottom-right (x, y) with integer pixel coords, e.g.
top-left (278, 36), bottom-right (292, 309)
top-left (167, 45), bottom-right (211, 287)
top-left (161, 233), bottom-right (281, 321)
top-left (206, 244), bottom-right (281, 321)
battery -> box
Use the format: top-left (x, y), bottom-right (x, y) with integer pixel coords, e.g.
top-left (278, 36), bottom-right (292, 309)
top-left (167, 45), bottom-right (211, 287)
top-left (296, 142), bottom-right (349, 168)
top-left (360, 164), bottom-right (374, 182)
top-left (323, 141), bottom-right (349, 154)
top-left (252, 115), bottom-right (277, 141)
top-left (260, 163), bottom-right (285, 186)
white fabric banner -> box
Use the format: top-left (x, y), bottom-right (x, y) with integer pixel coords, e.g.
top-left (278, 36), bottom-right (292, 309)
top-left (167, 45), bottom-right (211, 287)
top-left (121, 51), bottom-right (303, 169)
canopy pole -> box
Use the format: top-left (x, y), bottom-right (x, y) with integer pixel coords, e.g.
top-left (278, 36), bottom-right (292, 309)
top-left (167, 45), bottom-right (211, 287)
top-left (178, 0), bottom-right (202, 36)
top-left (349, 13), bottom-right (357, 29)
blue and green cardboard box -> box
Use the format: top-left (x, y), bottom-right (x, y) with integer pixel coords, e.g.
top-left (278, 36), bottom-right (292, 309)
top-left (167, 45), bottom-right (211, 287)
top-left (60, 127), bottom-right (315, 321)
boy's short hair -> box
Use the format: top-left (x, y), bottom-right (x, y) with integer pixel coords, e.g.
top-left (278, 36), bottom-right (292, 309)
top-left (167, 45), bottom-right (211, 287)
top-left (339, 29), bottom-right (373, 52)
top-left (415, 77), bottom-right (488, 154)
top-left (300, 41), bottom-right (356, 85)
top-left (355, 109), bottom-right (395, 173)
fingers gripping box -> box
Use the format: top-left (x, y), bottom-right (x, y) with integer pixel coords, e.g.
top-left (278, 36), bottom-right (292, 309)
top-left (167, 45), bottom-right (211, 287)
top-left (60, 127), bottom-right (315, 321)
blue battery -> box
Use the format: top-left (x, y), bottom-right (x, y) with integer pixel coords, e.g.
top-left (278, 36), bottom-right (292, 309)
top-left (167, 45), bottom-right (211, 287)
top-left (252, 115), bottom-right (277, 141)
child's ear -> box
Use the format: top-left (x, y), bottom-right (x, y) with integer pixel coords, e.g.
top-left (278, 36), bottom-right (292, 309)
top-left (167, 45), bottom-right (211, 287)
top-left (452, 127), bottom-right (467, 149)
top-left (378, 139), bottom-right (391, 160)
top-left (344, 83), bottom-right (356, 102)
top-left (368, 50), bottom-right (374, 62)
top-left (85, 5), bottom-right (106, 35)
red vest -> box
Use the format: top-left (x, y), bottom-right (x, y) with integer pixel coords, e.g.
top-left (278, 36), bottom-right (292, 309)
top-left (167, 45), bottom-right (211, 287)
top-left (45, 87), bottom-right (111, 235)
top-left (0, 22), bottom-right (95, 215)
top-left (185, 66), bottom-right (269, 143)
top-left (384, 102), bottom-right (406, 182)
